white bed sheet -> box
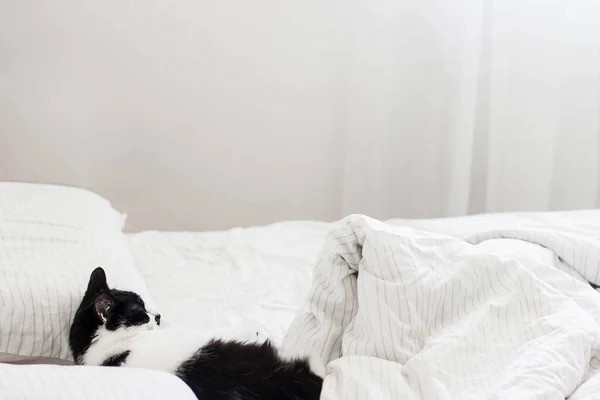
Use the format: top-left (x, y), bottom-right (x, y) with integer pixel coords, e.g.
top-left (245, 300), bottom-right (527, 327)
top-left (125, 210), bottom-right (600, 347)
top-left (125, 221), bottom-right (330, 345)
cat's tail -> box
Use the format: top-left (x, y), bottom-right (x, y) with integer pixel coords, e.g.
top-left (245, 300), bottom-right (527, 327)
top-left (279, 345), bottom-right (327, 379)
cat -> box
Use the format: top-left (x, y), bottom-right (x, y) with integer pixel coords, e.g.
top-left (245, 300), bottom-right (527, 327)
top-left (69, 267), bottom-right (323, 400)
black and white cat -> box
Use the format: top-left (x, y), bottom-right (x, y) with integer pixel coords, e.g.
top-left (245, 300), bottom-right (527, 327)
top-left (69, 267), bottom-right (323, 400)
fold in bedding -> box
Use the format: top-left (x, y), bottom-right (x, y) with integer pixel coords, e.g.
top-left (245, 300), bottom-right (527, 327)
top-left (283, 215), bottom-right (600, 399)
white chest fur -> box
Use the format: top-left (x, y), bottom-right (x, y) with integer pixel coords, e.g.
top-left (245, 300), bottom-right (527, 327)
top-left (83, 327), bottom-right (242, 374)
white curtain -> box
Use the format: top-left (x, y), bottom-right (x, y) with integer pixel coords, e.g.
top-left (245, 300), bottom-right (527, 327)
top-left (341, 0), bottom-right (600, 220)
top-left (1, 0), bottom-right (599, 229)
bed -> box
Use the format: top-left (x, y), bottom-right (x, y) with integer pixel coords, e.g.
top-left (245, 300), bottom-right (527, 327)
top-left (125, 209), bottom-right (600, 345)
top-left (2, 183), bottom-right (600, 399)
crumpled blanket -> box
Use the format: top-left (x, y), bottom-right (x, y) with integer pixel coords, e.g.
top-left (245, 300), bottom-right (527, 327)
top-left (283, 215), bottom-right (600, 399)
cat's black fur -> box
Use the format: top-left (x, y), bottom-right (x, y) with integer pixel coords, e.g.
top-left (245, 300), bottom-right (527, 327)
top-left (69, 267), bottom-right (322, 400)
top-left (177, 339), bottom-right (322, 400)
top-left (101, 350), bottom-right (131, 366)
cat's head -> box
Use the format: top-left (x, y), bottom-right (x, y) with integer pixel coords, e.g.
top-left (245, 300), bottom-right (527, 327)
top-left (69, 267), bottom-right (160, 363)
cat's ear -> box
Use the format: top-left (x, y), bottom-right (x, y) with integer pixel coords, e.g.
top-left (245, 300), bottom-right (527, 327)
top-left (86, 267), bottom-right (108, 294)
top-left (94, 291), bottom-right (114, 323)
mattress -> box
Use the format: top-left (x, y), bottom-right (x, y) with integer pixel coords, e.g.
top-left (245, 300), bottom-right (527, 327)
top-left (125, 209), bottom-right (600, 347)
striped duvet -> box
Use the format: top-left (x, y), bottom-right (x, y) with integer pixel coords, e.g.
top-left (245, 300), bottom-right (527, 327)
top-left (283, 215), bottom-right (600, 399)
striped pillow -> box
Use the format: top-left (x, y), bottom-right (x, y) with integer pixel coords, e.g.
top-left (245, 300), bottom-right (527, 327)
top-left (0, 182), bottom-right (155, 362)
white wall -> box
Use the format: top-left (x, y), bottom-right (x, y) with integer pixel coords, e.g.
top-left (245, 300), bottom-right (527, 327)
top-left (0, 0), bottom-right (349, 230)
top-left (3, 1), bottom-right (599, 230)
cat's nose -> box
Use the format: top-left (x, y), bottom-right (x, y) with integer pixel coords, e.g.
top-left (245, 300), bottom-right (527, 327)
top-left (155, 314), bottom-right (161, 325)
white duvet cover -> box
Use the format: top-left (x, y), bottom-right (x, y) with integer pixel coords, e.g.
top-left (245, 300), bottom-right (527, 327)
top-left (283, 215), bottom-right (600, 399)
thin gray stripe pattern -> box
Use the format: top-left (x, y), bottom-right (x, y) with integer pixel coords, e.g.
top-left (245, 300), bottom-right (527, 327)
top-left (0, 182), bottom-right (156, 362)
top-left (282, 214), bottom-right (600, 399)
top-left (0, 364), bottom-right (197, 399)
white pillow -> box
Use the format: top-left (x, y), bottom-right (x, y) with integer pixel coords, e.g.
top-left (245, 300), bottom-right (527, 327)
top-left (0, 364), bottom-right (197, 400)
top-left (0, 182), bottom-right (155, 362)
